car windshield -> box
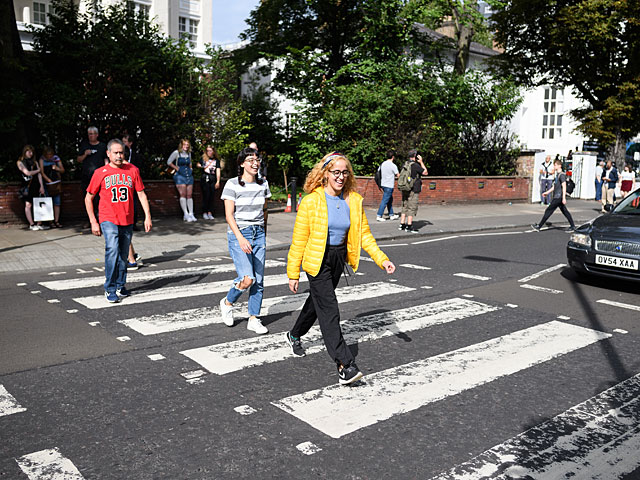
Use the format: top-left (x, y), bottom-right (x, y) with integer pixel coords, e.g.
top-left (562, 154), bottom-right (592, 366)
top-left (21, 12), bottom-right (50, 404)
top-left (613, 189), bottom-right (640, 215)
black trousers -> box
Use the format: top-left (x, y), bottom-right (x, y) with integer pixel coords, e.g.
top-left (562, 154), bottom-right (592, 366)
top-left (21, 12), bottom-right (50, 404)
top-left (539, 197), bottom-right (575, 228)
top-left (291, 244), bottom-right (354, 367)
top-left (201, 176), bottom-right (216, 213)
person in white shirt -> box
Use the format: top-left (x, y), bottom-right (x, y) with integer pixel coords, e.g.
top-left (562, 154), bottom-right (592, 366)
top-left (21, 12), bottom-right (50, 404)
top-left (539, 155), bottom-right (554, 205)
top-left (620, 164), bottom-right (636, 198)
top-left (376, 150), bottom-right (400, 221)
top-left (595, 160), bottom-right (604, 201)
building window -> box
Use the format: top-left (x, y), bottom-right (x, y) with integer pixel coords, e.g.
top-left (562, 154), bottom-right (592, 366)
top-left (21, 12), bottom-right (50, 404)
top-left (33, 2), bottom-right (48, 25)
top-left (542, 128), bottom-right (546, 139)
top-left (179, 16), bottom-right (198, 49)
top-left (129, 1), bottom-right (151, 19)
top-left (542, 87), bottom-right (565, 140)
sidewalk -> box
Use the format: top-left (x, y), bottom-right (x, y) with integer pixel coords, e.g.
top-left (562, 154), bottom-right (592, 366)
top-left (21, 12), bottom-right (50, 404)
top-left (0, 200), bottom-right (603, 274)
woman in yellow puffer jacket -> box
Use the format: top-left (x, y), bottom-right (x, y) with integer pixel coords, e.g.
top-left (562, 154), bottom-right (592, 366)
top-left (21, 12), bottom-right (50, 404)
top-left (286, 152), bottom-right (395, 385)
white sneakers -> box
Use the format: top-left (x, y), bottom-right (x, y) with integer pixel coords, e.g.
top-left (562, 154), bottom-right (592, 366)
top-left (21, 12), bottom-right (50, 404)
top-left (247, 317), bottom-right (268, 335)
top-left (203, 213), bottom-right (214, 220)
top-left (389, 214), bottom-right (399, 220)
top-left (220, 297), bottom-right (235, 326)
top-left (183, 213), bottom-right (197, 222)
top-left (220, 297), bottom-right (268, 334)
top-left (376, 216), bottom-right (387, 222)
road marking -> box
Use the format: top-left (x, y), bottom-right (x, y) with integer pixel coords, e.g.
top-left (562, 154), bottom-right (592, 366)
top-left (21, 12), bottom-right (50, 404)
top-left (557, 315), bottom-right (570, 320)
top-left (88, 321), bottom-right (100, 326)
top-left (39, 260), bottom-right (286, 291)
top-left (47, 299), bottom-right (60, 303)
top-left (378, 243), bottom-right (408, 247)
top-left (506, 304), bottom-right (518, 308)
top-left (431, 373), bottom-right (640, 480)
top-left (0, 385), bottom-right (26, 417)
top-left (47, 271), bottom-right (67, 276)
top-left (147, 354), bottom-right (165, 361)
top-left (453, 273), bottom-right (491, 281)
top-left (234, 405), bottom-right (257, 415)
top-left (272, 321), bottom-right (610, 439)
top-left (460, 232), bottom-right (525, 237)
top-left (16, 282), bottom-right (27, 286)
top-left (359, 256), bottom-right (374, 262)
top-left (520, 284), bottom-right (563, 294)
top-left (462, 294), bottom-right (474, 298)
top-left (421, 286), bottom-right (433, 289)
top-left (181, 298), bottom-right (500, 376)
top-left (119, 281), bottom-right (412, 335)
top-left (597, 299), bottom-right (640, 312)
top-left (296, 442), bottom-right (322, 455)
top-left (116, 336), bottom-right (131, 342)
top-left (613, 328), bottom-right (628, 334)
top-left (400, 264), bottom-right (432, 270)
top-left (412, 235), bottom-right (459, 245)
top-left (181, 369), bottom-right (207, 385)
top-left (72, 273), bottom-right (306, 310)
top-left (30, 290), bottom-right (41, 294)
top-left (67, 309), bottom-right (78, 314)
top-left (16, 448), bottom-right (85, 479)
top-left (518, 263), bottom-right (566, 283)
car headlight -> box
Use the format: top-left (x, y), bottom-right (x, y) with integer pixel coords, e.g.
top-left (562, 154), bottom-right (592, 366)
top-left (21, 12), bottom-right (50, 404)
top-left (569, 233), bottom-right (591, 246)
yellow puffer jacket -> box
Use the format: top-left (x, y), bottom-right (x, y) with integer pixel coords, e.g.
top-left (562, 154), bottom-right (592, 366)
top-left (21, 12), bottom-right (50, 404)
top-left (287, 187), bottom-right (389, 279)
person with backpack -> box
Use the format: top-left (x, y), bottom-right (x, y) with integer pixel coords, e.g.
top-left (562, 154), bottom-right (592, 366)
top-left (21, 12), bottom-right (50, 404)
top-left (531, 159), bottom-right (576, 232)
top-left (601, 160), bottom-right (619, 213)
top-left (398, 150), bottom-right (427, 233)
top-left (375, 150), bottom-right (400, 222)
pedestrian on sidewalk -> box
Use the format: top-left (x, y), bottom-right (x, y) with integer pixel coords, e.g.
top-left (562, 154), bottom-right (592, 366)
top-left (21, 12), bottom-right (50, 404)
top-left (376, 150), bottom-right (399, 222)
top-left (620, 164), bottom-right (636, 198)
top-left (219, 147), bottom-right (271, 335)
top-left (197, 145), bottom-right (221, 220)
top-left (77, 126), bottom-right (107, 227)
top-left (539, 155), bottom-right (554, 205)
top-left (122, 134), bottom-right (142, 230)
top-left (531, 159), bottom-right (576, 232)
top-left (398, 150), bottom-right (427, 233)
top-left (594, 160), bottom-right (604, 202)
top-left (85, 139), bottom-right (152, 303)
top-left (285, 152), bottom-right (396, 385)
top-left (167, 139), bottom-right (197, 222)
top-left (121, 145), bottom-right (142, 271)
top-left (601, 160), bottom-right (618, 212)
top-left (16, 145), bottom-right (45, 230)
top-left (39, 146), bottom-right (65, 228)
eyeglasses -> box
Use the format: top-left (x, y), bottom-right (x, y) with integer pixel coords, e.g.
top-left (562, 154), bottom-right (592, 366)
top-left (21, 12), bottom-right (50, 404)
top-left (328, 169), bottom-right (350, 178)
top-left (245, 157), bottom-right (261, 164)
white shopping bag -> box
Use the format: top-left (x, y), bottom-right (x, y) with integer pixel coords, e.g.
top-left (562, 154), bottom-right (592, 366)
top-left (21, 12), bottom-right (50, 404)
top-left (33, 196), bottom-right (54, 222)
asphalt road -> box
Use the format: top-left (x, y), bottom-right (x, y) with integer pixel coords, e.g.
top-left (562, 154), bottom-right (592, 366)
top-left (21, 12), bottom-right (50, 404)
top-left (1, 227), bottom-right (640, 479)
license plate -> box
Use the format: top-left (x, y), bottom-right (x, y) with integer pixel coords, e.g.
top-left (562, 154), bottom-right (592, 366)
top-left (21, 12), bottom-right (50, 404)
top-left (595, 254), bottom-right (639, 270)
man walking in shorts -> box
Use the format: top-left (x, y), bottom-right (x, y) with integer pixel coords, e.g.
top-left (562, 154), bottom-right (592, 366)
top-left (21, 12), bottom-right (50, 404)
top-left (399, 150), bottom-right (427, 233)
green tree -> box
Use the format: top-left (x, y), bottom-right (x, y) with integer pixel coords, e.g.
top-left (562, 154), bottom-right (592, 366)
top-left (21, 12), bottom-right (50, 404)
top-left (29, 0), bottom-right (248, 178)
top-left (491, 0), bottom-right (640, 166)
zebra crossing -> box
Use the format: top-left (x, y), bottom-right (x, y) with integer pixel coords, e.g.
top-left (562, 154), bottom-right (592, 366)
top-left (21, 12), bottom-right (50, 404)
top-left (5, 256), bottom-right (639, 479)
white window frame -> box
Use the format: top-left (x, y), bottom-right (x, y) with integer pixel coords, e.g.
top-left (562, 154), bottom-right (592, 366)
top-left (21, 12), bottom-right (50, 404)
top-left (32, 1), bottom-right (49, 25)
top-left (179, 16), bottom-right (199, 49)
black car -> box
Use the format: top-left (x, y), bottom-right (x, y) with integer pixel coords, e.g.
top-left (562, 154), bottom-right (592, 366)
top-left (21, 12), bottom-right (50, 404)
top-left (567, 188), bottom-right (640, 281)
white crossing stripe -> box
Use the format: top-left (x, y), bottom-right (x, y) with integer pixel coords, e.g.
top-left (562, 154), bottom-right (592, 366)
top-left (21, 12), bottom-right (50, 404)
top-left (0, 384), bottom-right (26, 417)
top-left (412, 235), bottom-right (459, 245)
top-left (120, 281), bottom-right (413, 335)
top-left (520, 284), bottom-right (563, 294)
top-left (39, 260), bottom-right (286, 291)
top-left (16, 448), bottom-right (85, 479)
top-left (518, 263), bottom-right (566, 283)
top-left (296, 441), bottom-right (322, 455)
top-left (72, 273), bottom-right (306, 310)
top-left (453, 273), bottom-right (491, 281)
top-left (181, 298), bottom-right (499, 375)
top-left (597, 299), bottom-right (640, 312)
top-left (272, 321), bottom-right (611, 438)
top-left (234, 405), bottom-right (257, 415)
top-left (400, 264), bottom-right (432, 270)
top-left (431, 373), bottom-right (640, 480)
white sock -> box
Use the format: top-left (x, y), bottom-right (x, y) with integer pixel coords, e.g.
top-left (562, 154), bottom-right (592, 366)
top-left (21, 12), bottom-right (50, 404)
top-left (187, 198), bottom-right (194, 215)
top-left (179, 197), bottom-right (188, 216)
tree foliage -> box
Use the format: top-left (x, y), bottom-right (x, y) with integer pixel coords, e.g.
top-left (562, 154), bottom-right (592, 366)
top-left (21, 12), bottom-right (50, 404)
top-left (491, 0), bottom-right (640, 165)
top-left (241, 0), bottom-right (521, 176)
top-left (2, 0), bottom-right (248, 181)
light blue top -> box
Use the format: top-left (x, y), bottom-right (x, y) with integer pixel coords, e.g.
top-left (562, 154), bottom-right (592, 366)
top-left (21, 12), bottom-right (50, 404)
top-left (326, 192), bottom-right (350, 245)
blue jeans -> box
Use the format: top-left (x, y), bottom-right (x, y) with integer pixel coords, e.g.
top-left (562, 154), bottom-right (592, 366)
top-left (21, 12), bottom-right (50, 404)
top-left (100, 221), bottom-right (133, 294)
top-left (595, 179), bottom-right (603, 201)
top-left (540, 178), bottom-right (553, 205)
top-left (226, 225), bottom-right (266, 316)
top-left (377, 187), bottom-right (395, 217)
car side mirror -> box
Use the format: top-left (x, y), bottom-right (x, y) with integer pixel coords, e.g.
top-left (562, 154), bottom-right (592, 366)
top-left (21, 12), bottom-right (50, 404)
top-left (604, 204), bottom-right (614, 212)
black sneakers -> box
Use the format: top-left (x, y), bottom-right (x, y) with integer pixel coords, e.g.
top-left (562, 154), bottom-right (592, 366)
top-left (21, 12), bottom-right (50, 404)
top-left (565, 226), bottom-right (576, 232)
top-left (337, 362), bottom-right (364, 385)
top-left (286, 332), bottom-right (306, 357)
top-left (406, 225), bottom-right (419, 233)
top-left (398, 223), bottom-right (406, 231)
top-left (531, 223), bottom-right (541, 231)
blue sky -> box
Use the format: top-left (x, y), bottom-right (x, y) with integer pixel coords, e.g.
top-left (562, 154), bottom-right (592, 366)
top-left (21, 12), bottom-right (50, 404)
top-left (212, 0), bottom-right (260, 45)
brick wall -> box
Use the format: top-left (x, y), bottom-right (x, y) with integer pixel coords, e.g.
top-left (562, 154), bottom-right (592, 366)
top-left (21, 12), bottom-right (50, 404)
top-left (356, 176), bottom-right (530, 207)
top-left (1, 176), bottom-right (530, 225)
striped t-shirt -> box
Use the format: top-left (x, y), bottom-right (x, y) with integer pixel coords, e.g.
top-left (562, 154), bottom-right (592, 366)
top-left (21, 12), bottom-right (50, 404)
top-left (221, 177), bottom-right (272, 230)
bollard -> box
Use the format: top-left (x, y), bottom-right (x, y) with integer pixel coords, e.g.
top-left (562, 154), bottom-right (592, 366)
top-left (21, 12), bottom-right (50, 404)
top-left (291, 177), bottom-right (298, 212)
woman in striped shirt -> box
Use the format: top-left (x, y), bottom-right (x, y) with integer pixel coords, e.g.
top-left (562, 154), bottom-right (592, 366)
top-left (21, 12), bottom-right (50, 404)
top-left (219, 147), bottom-right (272, 335)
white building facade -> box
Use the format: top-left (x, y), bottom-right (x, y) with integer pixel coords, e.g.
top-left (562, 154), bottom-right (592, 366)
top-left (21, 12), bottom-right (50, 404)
top-left (14, 0), bottom-right (213, 58)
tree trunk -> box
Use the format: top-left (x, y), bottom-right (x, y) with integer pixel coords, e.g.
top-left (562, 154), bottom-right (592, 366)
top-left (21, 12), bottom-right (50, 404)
top-left (454, 24), bottom-right (473, 75)
top-left (607, 130), bottom-right (627, 170)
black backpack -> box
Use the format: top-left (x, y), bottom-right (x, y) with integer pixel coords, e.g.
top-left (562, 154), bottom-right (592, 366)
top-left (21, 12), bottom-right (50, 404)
top-left (566, 177), bottom-right (575, 195)
top-left (374, 166), bottom-right (382, 190)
